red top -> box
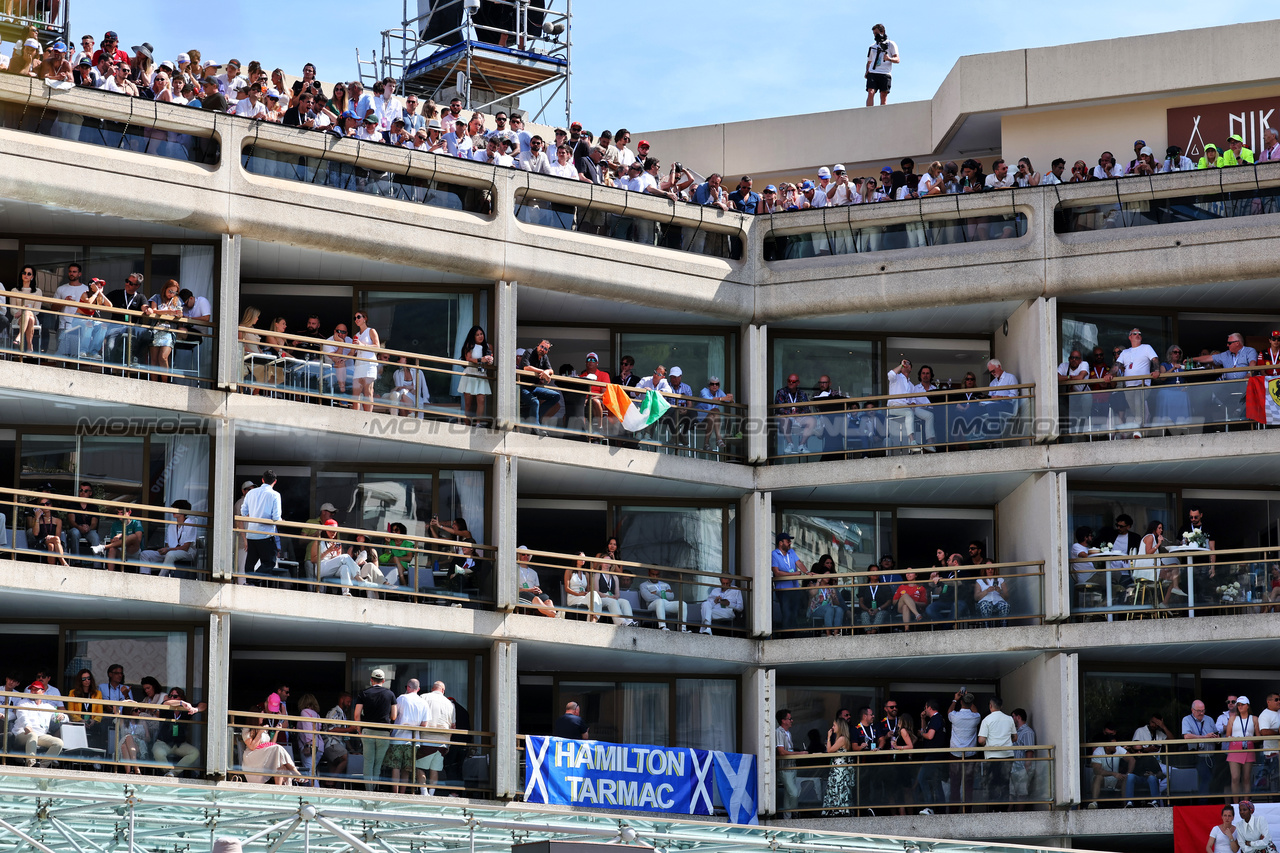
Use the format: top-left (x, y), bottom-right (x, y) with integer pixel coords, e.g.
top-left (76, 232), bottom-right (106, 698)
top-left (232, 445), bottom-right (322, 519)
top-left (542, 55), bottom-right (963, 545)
top-left (894, 583), bottom-right (928, 605)
top-left (581, 368), bottom-right (611, 395)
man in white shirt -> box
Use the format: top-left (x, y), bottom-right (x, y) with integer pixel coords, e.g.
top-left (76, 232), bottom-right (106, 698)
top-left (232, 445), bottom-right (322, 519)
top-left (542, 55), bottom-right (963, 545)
top-left (418, 681), bottom-right (455, 794)
top-left (518, 135), bottom-right (552, 174)
top-left (978, 697), bottom-right (1019, 804)
top-left (232, 83), bottom-right (267, 120)
top-left (864, 24), bottom-right (899, 106)
top-left (54, 263), bottom-right (89, 356)
top-left (1088, 724), bottom-right (1136, 807)
top-left (1058, 348), bottom-right (1090, 437)
top-left (140, 500), bottom-right (199, 577)
top-left (180, 289), bottom-right (212, 323)
top-left (984, 159), bottom-right (1015, 189)
top-left (613, 128), bottom-right (636, 169)
top-left (388, 679), bottom-right (427, 794)
top-left (548, 143), bottom-right (578, 180)
top-left (1259, 693), bottom-right (1280, 794)
top-left (216, 59), bottom-right (246, 99)
top-left (947, 691), bottom-right (982, 811)
top-left (699, 576), bottom-right (743, 635)
top-left (1092, 151), bottom-right (1126, 180)
top-left (639, 567), bottom-right (688, 631)
top-left (982, 358), bottom-right (1019, 439)
top-left (11, 682), bottom-right (62, 766)
top-left (799, 179), bottom-right (827, 209)
top-left (369, 78), bottom-right (402, 132)
top-left (1115, 328), bottom-right (1160, 438)
top-left (1161, 144), bottom-right (1196, 172)
top-left (886, 358), bottom-right (921, 452)
top-left (1041, 158), bottom-right (1067, 185)
top-left (242, 470), bottom-right (282, 581)
top-left (774, 709), bottom-right (806, 816)
top-left (1129, 712), bottom-right (1172, 804)
top-left (827, 164), bottom-right (858, 206)
top-left (910, 365), bottom-right (939, 450)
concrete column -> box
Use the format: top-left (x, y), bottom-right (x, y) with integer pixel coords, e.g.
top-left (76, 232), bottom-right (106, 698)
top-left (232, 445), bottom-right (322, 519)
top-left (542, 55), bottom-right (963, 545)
top-left (996, 471), bottom-right (1067, 623)
top-left (743, 323), bottom-right (767, 463)
top-left (750, 667), bottom-right (778, 816)
top-left (215, 234), bottom-right (241, 391)
top-left (204, 611), bottom-right (231, 779)
top-left (491, 638), bottom-right (518, 799)
top-left (994, 296), bottom-right (1059, 444)
top-left (1000, 651), bottom-right (1080, 808)
top-left (210, 420), bottom-right (235, 581)
top-left (741, 489), bottom-right (772, 637)
top-left (495, 280), bottom-right (518, 429)
top-left (492, 455), bottom-right (518, 611)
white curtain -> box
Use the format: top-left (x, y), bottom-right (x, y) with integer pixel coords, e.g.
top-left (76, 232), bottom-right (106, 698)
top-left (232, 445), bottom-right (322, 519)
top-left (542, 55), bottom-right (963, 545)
top-left (160, 435), bottom-right (210, 514)
top-left (453, 470), bottom-right (485, 545)
top-left (675, 679), bottom-right (736, 752)
top-left (622, 682), bottom-right (668, 746)
top-left (449, 296), bottom-right (473, 397)
top-left (179, 245), bottom-right (216, 302)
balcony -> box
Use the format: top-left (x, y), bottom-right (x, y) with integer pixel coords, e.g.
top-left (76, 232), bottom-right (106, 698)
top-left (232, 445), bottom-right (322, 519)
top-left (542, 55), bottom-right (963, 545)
top-left (1081, 734), bottom-right (1276, 806)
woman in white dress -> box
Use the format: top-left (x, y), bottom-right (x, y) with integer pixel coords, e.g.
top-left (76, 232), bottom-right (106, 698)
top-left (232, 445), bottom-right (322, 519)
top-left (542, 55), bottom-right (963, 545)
top-left (144, 279), bottom-right (184, 382)
top-left (390, 355), bottom-right (429, 417)
top-left (351, 310), bottom-right (380, 412)
top-left (458, 325), bottom-right (494, 425)
top-left (564, 552), bottom-right (601, 622)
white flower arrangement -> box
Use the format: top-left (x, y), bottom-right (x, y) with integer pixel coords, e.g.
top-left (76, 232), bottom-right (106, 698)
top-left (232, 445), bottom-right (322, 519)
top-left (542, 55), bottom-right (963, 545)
top-left (1182, 528), bottom-right (1209, 548)
top-left (1216, 582), bottom-right (1242, 601)
top-left (1098, 541), bottom-right (1114, 553)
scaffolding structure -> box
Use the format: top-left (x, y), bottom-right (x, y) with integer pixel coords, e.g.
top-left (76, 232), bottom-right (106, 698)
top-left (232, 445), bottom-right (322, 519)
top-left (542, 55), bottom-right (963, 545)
top-left (359, 0), bottom-right (571, 126)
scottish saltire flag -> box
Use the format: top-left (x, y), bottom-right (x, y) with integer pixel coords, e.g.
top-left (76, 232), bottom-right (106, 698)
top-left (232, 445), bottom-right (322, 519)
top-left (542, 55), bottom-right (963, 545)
top-left (601, 385), bottom-right (670, 431)
top-left (524, 736), bottom-right (758, 825)
top-left (1245, 375), bottom-right (1280, 424)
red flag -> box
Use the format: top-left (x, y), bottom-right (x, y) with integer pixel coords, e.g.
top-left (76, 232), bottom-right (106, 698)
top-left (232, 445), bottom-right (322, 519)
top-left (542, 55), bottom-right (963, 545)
top-left (1174, 805), bottom-right (1224, 853)
top-left (1246, 375), bottom-right (1268, 424)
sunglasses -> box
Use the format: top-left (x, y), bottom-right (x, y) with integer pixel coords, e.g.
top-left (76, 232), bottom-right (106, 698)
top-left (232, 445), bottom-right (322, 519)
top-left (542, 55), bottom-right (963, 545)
top-left (708, 382), bottom-right (720, 386)
top-left (355, 314), bottom-right (366, 320)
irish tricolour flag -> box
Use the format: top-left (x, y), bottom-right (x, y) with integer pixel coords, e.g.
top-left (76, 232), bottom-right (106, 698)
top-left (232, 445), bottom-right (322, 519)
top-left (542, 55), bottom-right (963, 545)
top-left (601, 384), bottom-right (670, 431)
top-left (1246, 375), bottom-right (1280, 424)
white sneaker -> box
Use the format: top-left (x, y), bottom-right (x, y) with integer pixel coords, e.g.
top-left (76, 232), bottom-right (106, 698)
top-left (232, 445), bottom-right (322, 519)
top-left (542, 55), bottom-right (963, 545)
top-left (660, 625), bottom-right (670, 631)
top-left (699, 627), bottom-right (712, 635)
top-left (90, 545), bottom-right (106, 555)
top-left (1085, 802), bottom-right (1097, 810)
top-left (785, 443), bottom-right (796, 454)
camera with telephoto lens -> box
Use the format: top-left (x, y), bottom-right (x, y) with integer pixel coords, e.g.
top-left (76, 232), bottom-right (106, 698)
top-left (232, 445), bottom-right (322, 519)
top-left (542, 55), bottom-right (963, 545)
top-left (873, 29), bottom-right (887, 44)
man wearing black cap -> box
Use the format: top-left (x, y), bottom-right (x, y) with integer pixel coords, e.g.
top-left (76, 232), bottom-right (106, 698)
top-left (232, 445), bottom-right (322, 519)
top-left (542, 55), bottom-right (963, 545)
top-left (198, 77), bottom-right (229, 114)
top-left (771, 531), bottom-right (810, 630)
top-left (1161, 145), bottom-right (1195, 172)
top-left (354, 668), bottom-right (398, 791)
top-left (92, 31), bottom-right (128, 66)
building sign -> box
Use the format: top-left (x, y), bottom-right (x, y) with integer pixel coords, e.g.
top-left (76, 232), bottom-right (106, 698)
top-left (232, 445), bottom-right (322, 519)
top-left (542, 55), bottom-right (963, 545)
top-left (1167, 96), bottom-right (1280, 159)
top-left (523, 735), bottom-right (758, 825)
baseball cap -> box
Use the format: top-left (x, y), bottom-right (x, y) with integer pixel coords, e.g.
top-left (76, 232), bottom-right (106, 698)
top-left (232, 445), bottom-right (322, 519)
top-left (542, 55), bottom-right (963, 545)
top-left (371, 669), bottom-right (386, 681)
top-left (833, 163), bottom-right (846, 172)
top-left (241, 480), bottom-right (254, 490)
top-left (880, 165), bottom-right (893, 174)
top-left (50, 40), bottom-right (66, 52)
top-left (776, 532), bottom-right (793, 542)
top-left (1270, 330), bottom-right (1280, 338)
top-left (638, 139), bottom-right (650, 147)
top-left (77, 56), bottom-right (91, 66)
top-left (1237, 695), bottom-right (1251, 705)
top-left (669, 366), bottom-right (682, 376)
top-left (104, 31), bottom-right (119, 41)
top-left (23, 38), bottom-right (39, 49)
top-left (1205, 143), bottom-right (1219, 152)
top-left (323, 518), bottom-right (338, 527)
top-left (800, 180), bottom-right (814, 190)
top-left (1134, 139), bottom-right (1146, 147)
top-left (515, 347), bottom-right (526, 357)
top-left (585, 352), bottom-right (598, 361)
top-left (764, 184), bottom-right (777, 193)
top-left (817, 166), bottom-right (831, 179)
top-left (1228, 134), bottom-right (1244, 143)
top-left (203, 60), bottom-right (220, 69)
top-left (320, 502), bottom-right (337, 513)
top-left (362, 110), bottom-right (377, 124)
top-left (569, 121), bottom-right (582, 131)
top-left (29, 680), bottom-right (45, 691)
top-left (1139, 146), bottom-right (1152, 156)
top-left (177, 53), bottom-right (190, 63)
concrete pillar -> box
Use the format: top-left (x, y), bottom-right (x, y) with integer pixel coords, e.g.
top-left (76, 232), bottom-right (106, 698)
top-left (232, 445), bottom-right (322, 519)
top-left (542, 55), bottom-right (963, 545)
top-left (495, 280), bottom-right (518, 429)
top-left (1000, 651), bottom-right (1079, 808)
top-left (492, 455), bottom-right (518, 611)
top-left (743, 323), bottom-right (767, 463)
top-left (205, 611), bottom-right (231, 779)
top-left (996, 471), bottom-right (1067, 623)
top-left (750, 667), bottom-right (778, 816)
top-left (994, 296), bottom-right (1059, 444)
top-left (216, 234), bottom-right (241, 391)
top-left (491, 638), bottom-right (518, 798)
top-left (210, 421), bottom-right (235, 581)
top-left (741, 489), bottom-right (772, 637)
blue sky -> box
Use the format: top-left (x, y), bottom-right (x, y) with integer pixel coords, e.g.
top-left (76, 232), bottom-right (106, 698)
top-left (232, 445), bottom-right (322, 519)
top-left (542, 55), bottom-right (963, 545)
top-left (77, 2), bottom-right (1272, 133)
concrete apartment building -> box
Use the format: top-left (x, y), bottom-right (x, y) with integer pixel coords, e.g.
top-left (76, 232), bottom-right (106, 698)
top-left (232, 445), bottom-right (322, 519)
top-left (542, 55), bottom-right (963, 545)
top-left (0, 20), bottom-right (1278, 853)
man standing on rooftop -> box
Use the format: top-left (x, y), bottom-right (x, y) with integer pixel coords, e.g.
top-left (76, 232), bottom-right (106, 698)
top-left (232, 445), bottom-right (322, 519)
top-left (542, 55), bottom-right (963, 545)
top-left (865, 24), bottom-right (899, 107)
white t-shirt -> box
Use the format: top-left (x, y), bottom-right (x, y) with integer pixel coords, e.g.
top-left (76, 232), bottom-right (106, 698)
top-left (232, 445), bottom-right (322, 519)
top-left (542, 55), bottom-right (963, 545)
top-left (518, 151), bottom-right (552, 175)
top-left (1058, 360), bottom-right (1089, 392)
top-left (164, 520), bottom-right (199, 552)
top-left (1042, 171), bottom-right (1063, 185)
top-left (867, 40), bottom-right (898, 75)
top-left (1092, 163), bottom-right (1127, 180)
top-left (55, 283), bottom-right (88, 327)
top-left (917, 174), bottom-right (938, 195)
top-left (1162, 156), bottom-right (1196, 172)
top-left (1208, 825), bottom-right (1235, 853)
top-left (979, 710), bottom-right (1018, 758)
top-left (550, 160), bottom-right (578, 180)
top-left (233, 98), bottom-right (266, 119)
top-left (886, 369), bottom-right (913, 407)
top-left (217, 73), bottom-right (246, 99)
top-left (392, 692), bottom-right (427, 742)
top-left (802, 188), bottom-right (828, 208)
top-left (1259, 706), bottom-right (1280, 754)
top-left (614, 174), bottom-right (639, 192)
top-left (420, 690), bottom-right (455, 744)
top-left (635, 171), bottom-right (658, 194)
top-left (1090, 745), bottom-right (1128, 785)
top-left (1117, 344), bottom-right (1159, 387)
top-left (985, 172), bottom-right (1015, 189)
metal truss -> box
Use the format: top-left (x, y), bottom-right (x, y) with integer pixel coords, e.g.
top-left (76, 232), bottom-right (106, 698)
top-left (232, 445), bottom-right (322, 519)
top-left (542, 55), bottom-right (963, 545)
top-left (0, 771), bottom-right (1077, 853)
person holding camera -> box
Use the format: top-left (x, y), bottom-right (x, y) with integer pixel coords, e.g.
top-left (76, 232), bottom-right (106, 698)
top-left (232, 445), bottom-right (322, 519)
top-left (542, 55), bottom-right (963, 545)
top-left (865, 24), bottom-right (899, 107)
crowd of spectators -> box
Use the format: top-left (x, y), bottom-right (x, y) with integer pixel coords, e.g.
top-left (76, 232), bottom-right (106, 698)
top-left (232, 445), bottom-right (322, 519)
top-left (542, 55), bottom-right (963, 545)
top-left (772, 536), bottom-right (1011, 634)
top-left (1059, 328), bottom-right (1273, 440)
top-left (14, 28), bottom-right (1277, 230)
top-left (1086, 691), bottom-right (1280, 813)
top-left (0, 263), bottom-right (210, 381)
top-left (234, 675), bottom-right (472, 793)
top-left (2, 663), bottom-right (204, 773)
top-left (776, 690), bottom-right (1037, 817)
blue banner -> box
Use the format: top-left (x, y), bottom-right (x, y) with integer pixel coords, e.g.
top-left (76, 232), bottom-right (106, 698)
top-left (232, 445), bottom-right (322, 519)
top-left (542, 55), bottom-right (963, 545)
top-left (524, 736), bottom-right (757, 825)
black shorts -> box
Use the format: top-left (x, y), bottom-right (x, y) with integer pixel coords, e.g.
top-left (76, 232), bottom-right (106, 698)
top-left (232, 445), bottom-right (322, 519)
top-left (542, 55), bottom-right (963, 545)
top-left (866, 73), bottom-right (891, 93)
